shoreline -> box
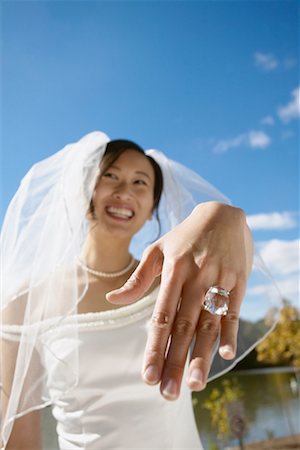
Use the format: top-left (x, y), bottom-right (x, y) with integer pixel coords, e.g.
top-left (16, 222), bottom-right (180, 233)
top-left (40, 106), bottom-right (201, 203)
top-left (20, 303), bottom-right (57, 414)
top-left (227, 434), bottom-right (300, 450)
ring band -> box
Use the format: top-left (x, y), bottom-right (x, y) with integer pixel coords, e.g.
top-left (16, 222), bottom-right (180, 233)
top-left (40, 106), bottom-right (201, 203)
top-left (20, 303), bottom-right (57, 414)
top-left (203, 285), bottom-right (230, 316)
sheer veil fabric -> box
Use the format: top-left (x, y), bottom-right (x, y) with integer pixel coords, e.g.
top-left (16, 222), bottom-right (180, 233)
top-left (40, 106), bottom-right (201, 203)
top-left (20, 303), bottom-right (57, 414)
top-left (0, 131), bottom-right (282, 448)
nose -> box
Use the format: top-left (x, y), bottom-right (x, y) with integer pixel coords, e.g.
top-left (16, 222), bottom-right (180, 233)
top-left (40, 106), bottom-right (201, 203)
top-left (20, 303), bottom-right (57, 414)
top-left (112, 181), bottom-right (132, 201)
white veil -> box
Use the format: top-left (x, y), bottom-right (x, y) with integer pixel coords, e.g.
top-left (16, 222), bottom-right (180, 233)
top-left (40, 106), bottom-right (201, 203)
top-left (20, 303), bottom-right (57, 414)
top-left (0, 131), bottom-right (282, 448)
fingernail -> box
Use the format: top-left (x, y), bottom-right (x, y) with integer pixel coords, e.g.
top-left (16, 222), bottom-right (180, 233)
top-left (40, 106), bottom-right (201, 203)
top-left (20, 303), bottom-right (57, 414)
top-left (189, 367), bottom-right (203, 389)
top-left (108, 287), bottom-right (125, 296)
top-left (220, 345), bottom-right (234, 359)
top-left (162, 379), bottom-right (178, 400)
top-left (106, 288), bottom-right (127, 303)
top-left (106, 290), bottom-right (118, 299)
top-left (143, 365), bottom-right (159, 384)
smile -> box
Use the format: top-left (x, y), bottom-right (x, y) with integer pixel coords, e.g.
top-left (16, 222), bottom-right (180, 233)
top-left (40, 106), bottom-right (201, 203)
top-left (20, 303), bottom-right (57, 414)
top-left (106, 206), bottom-right (134, 220)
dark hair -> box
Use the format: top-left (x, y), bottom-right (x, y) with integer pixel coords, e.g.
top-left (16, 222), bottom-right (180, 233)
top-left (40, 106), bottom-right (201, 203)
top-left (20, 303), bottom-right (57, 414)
top-left (88, 139), bottom-right (163, 233)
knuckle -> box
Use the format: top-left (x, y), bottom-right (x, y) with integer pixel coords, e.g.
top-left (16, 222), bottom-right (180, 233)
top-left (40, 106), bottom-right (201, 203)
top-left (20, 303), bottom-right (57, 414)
top-left (143, 244), bottom-right (155, 258)
top-left (197, 318), bottom-right (220, 337)
top-left (151, 311), bottom-right (170, 330)
top-left (172, 317), bottom-right (194, 338)
top-left (223, 312), bottom-right (239, 323)
top-left (125, 273), bottom-right (143, 289)
top-left (164, 255), bottom-right (185, 273)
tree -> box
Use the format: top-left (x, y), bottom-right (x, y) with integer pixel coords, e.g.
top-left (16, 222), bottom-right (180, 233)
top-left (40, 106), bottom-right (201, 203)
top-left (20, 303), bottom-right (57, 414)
top-left (256, 300), bottom-right (300, 368)
top-left (202, 378), bottom-right (247, 448)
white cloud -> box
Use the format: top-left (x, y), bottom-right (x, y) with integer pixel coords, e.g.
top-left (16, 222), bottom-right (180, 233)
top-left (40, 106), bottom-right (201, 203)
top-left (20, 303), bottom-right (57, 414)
top-left (261, 115), bottom-right (274, 126)
top-left (248, 131), bottom-right (271, 148)
top-left (247, 211), bottom-right (298, 231)
top-left (213, 130), bottom-right (271, 153)
top-left (276, 275), bottom-right (300, 301)
top-left (213, 135), bottom-right (244, 153)
top-left (277, 86), bottom-right (300, 123)
top-left (247, 239), bottom-right (300, 313)
top-left (254, 52), bottom-right (279, 71)
top-left (254, 53), bottom-right (297, 72)
top-left (256, 239), bottom-right (299, 276)
top-left (247, 274), bottom-right (299, 308)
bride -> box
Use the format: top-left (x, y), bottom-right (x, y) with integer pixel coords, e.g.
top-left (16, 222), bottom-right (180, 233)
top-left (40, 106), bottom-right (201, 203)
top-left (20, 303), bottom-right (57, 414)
top-left (1, 131), bottom-right (267, 449)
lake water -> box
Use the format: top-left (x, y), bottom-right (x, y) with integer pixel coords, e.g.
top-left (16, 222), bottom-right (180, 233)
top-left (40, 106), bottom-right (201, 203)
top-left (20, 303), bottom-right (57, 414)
top-left (193, 367), bottom-right (300, 449)
top-left (42, 367), bottom-right (299, 449)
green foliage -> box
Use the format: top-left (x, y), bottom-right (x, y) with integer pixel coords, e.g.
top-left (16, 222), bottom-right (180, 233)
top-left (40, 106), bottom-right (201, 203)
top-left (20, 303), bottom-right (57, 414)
top-left (202, 378), bottom-right (244, 441)
top-left (192, 396), bottom-right (199, 407)
top-left (256, 300), bottom-right (300, 368)
top-left (208, 443), bottom-right (220, 450)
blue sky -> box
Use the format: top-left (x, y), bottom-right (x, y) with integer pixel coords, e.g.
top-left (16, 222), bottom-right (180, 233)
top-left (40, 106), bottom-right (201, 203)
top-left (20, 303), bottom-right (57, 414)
top-left (2, 0), bottom-right (299, 317)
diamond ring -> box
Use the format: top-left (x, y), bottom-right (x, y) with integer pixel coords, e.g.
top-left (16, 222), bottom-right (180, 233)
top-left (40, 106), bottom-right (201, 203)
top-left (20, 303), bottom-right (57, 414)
top-left (203, 285), bottom-right (230, 316)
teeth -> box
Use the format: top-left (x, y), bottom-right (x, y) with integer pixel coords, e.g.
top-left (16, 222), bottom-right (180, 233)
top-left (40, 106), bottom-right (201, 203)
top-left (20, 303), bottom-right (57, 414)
top-left (107, 206), bottom-right (134, 218)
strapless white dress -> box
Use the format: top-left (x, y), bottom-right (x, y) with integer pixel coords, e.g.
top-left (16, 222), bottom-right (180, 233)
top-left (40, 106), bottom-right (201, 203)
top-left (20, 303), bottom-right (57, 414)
top-left (42, 286), bottom-right (203, 450)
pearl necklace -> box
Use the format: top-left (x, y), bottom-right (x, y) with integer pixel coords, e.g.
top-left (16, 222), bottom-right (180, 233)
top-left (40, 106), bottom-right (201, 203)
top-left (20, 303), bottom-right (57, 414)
top-left (77, 255), bottom-right (135, 278)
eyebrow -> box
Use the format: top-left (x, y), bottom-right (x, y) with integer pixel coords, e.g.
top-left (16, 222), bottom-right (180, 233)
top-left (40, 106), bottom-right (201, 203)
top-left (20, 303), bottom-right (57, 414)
top-left (110, 165), bottom-right (152, 180)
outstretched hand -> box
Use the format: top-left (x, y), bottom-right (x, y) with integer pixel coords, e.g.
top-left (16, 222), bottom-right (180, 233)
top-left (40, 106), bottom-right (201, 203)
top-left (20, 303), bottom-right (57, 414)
top-left (106, 201), bottom-right (253, 400)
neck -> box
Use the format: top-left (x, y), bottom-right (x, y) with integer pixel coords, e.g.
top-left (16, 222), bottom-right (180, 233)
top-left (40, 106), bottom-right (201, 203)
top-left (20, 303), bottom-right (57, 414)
top-left (81, 228), bottom-right (133, 273)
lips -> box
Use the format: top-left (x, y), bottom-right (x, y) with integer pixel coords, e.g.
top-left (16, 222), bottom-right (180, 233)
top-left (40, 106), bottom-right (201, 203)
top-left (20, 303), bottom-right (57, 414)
top-left (105, 206), bottom-right (134, 220)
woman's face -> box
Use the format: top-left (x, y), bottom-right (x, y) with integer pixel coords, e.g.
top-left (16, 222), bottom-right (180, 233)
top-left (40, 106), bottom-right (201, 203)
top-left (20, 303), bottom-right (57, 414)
top-left (92, 149), bottom-right (155, 239)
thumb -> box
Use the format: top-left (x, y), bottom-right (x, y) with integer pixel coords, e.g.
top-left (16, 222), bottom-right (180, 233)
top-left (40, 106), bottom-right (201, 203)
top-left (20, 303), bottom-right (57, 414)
top-left (106, 246), bottom-right (163, 305)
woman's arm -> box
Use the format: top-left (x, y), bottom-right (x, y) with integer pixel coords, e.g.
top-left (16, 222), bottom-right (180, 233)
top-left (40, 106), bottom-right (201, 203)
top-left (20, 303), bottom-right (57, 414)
top-left (1, 303), bottom-right (43, 450)
top-left (6, 411), bottom-right (42, 450)
top-left (106, 201), bottom-right (254, 400)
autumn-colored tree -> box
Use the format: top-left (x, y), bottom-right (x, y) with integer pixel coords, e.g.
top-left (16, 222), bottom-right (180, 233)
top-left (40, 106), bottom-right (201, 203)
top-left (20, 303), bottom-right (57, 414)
top-left (256, 300), bottom-right (300, 368)
top-left (202, 378), bottom-right (246, 446)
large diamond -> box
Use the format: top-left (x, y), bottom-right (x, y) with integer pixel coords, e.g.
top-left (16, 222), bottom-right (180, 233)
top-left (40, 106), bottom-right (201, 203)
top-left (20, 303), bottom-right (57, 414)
top-left (203, 287), bottom-right (229, 316)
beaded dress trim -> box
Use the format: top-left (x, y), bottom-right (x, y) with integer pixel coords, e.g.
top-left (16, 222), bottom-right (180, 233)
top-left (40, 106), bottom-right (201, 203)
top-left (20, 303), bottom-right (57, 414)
top-left (1, 286), bottom-right (159, 337)
top-left (55, 285), bottom-right (159, 332)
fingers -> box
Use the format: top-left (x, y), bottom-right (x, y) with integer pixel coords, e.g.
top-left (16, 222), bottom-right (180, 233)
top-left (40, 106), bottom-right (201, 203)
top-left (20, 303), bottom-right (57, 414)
top-left (159, 284), bottom-right (202, 400)
top-left (142, 260), bottom-right (246, 401)
top-left (188, 309), bottom-right (222, 391)
top-left (141, 259), bottom-right (190, 392)
top-left (219, 278), bottom-right (246, 359)
top-left (187, 276), bottom-right (246, 392)
top-left (106, 246), bottom-right (163, 305)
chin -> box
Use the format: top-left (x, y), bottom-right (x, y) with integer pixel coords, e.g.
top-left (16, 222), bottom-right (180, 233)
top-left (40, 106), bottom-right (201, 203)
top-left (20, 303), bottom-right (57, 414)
top-left (96, 213), bottom-right (147, 239)
top-left (100, 222), bottom-right (136, 240)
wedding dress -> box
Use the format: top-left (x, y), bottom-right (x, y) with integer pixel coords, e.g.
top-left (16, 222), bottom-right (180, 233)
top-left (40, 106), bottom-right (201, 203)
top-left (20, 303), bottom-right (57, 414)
top-left (42, 286), bottom-right (202, 450)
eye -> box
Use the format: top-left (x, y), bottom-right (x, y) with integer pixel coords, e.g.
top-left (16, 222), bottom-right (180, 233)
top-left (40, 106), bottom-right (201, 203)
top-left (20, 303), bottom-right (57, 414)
top-left (134, 179), bottom-right (147, 186)
top-left (103, 172), bottom-right (118, 180)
